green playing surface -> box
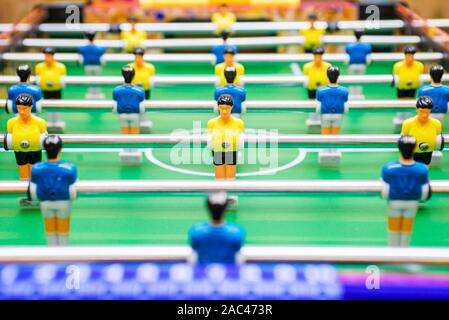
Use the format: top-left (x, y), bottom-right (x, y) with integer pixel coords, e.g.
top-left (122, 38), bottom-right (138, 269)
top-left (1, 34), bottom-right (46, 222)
top-left (0, 59), bottom-right (448, 247)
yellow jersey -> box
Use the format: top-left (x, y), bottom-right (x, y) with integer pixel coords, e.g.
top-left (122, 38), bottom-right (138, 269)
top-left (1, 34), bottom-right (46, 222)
top-left (401, 116), bottom-right (442, 153)
top-left (128, 62), bottom-right (155, 90)
top-left (215, 62), bottom-right (245, 86)
top-left (300, 28), bottom-right (326, 51)
top-left (207, 116), bottom-right (244, 152)
top-left (211, 12), bottom-right (236, 33)
top-left (393, 60), bottom-right (424, 90)
top-left (35, 62), bottom-right (67, 91)
top-left (303, 61), bottom-right (331, 90)
top-left (7, 115), bottom-right (47, 152)
top-left (121, 30), bottom-right (147, 53)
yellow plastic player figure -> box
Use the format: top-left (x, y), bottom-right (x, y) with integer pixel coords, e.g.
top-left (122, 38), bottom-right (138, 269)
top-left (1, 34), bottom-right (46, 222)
top-left (207, 94), bottom-right (244, 180)
top-left (211, 3), bottom-right (236, 34)
top-left (35, 47), bottom-right (67, 99)
top-left (393, 46), bottom-right (424, 100)
top-left (301, 13), bottom-right (325, 53)
top-left (4, 94), bottom-right (47, 180)
top-left (128, 47), bottom-right (155, 100)
top-left (121, 16), bottom-right (147, 53)
top-left (401, 96), bottom-right (444, 167)
top-left (215, 46), bottom-right (244, 86)
top-left (303, 47), bottom-right (331, 100)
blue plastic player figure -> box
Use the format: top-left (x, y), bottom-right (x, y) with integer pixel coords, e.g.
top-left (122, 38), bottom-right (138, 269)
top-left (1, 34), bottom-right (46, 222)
top-left (189, 191), bottom-right (245, 264)
top-left (214, 66), bottom-right (246, 117)
top-left (78, 30), bottom-right (106, 99)
top-left (29, 135), bottom-right (77, 246)
top-left (211, 29), bottom-right (238, 65)
top-left (418, 65), bottom-right (449, 126)
top-left (345, 30), bottom-right (372, 99)
top-left (381, 136), bottom-right (431, 247)
top-left (316, 66), bottom-right (349, 135)
top-left (112, 65), bottom-right (145, 134)
top-left (7, 65), bottom-right (43, 114)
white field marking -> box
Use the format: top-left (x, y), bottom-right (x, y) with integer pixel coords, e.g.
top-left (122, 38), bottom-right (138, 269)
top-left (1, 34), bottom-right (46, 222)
top-left (289, 62), bottom-right (303, 76)
top-left (144, 148), bottom-right (307, 177)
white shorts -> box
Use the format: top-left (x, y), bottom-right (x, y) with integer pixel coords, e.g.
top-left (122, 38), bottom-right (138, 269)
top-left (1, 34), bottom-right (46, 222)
top-left (387, 200), bottom-right (419, 219)
top-left (119, 113), bottom-right (140, 128)
top-left (321, 114), bottom-right (343, 128)
top-left (348, 64), bottom-right (366, 75)
top-left (84, 65), bottom-right (102, 76)
top-left (40, 200), bottom-right (72, 219)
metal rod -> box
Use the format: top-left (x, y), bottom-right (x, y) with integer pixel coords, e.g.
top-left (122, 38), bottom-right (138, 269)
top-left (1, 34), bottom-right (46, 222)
top-left (1, 179), bottom-right (449, 194)
top-left (0, 52), bottom-right (443, 63)
top-left (0, 134), bottom-right (425, 149)
top-left (1, 74), bottom-right (446, 85)
top-left (0, 245), bottom-right (449, 264)
top-left (0, 99), bottom-right (418, 111)
top-left (20, 35), bottom-right (422, 49)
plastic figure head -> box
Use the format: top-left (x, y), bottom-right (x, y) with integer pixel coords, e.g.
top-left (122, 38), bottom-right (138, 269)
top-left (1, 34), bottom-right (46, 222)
top-left (43, 47), bottom-right (55, 65)
top-left (308, 13), bottom-right (318, 27)
top-left (121, 65), bottom-right (135, 84)
top-left (223, 46), bottom-right (236, 65)
top-left (327, 66), bottom-right (340, 84)
top-left (133, 47), bottom-right (145, 65)
top-left (219, 3), bottom-right (229, 15)
top-left (224, 66), bottom-right (237, 84)
top-left (207, 191), bottom-right (229, 223)
top-left (128, 16), bottom-right (138, 30)
top-left (43, 135), bottom-right (63, 161)
top-left (85, 30), bottom-right (96, 43)
top-left (398, 135), bottom-right (416, 160)
top-left (404, 46), bottom-right (416, 64)
top-left (430, 65), bottom-right (444, 84)
top-left (16, 64), bottom-right (32, 83)
top-left (313, 47), bottom-right (325, 64)
top-left (354, 29), bottom-right (363, 41)
top-left (221, 29), bottom-right (231, 42)
top-left (217, 94), bottom-right (233, 119)
top-left (16, 93), bottom-right (33, 121)
top-left (416, 95), bottom-right (433, 122)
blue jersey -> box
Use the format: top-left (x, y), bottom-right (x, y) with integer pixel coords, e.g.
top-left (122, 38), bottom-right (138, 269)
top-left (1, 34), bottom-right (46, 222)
top-left (31, 161), bottom-right (77, 201)
top-left (211, 44), bottom-right (238, 64)
top-left (418, 85), bottom-right (449, 114)
top-left (78, 44), bottom-right (106, 66)
top-left (214, 84), bottom-right (246, 114)
top-left (345, 42), bottom-right (372, 65)
top-left (112, 85), bottom-right (145, 114)
top-left (189, 222), bottom-right (244, 264)
top-left (381, 161), bottom-right (429, 201)
top-left (316, 85), bottom-right (349, 114)
top-left (7, 83), bottom-right (43, 113)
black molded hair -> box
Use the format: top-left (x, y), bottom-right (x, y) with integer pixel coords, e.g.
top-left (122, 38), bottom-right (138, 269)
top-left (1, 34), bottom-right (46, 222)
top-left (16, 64), bottom-right (31, 82)
top-left (43, 47), bottom-right (55, 55)
top-left (16, 93), bottom-right (33, 107)
top-left (313, 47), bottom-right (325, 55)
top-left (43, 135), bottom-right (63, 160)
top-left (224, 66), bottom-right (237, 84)
top-left (121, 65), bottom-right (135, 83)
top-left (354, 29), bottom-right (363, 40)
top-left (398, 135), bottom-right (416, 160)
top-left (217, 94), bottom-right (234, 107)
top-left (404, 46), bottom-right (416, 55)
top-left (308, 13), bottom-right (318, 20)
top-left (430, 65), bottom-right (444, 83)
top-left (85, 30), bottom-right (96, 42)
top-left (416, 95), bottom-right (433, 109)
top-left (133, 47), bottom-right (145, 56)
top-left (327, 66), bottom-right (340, 83)
top-left (221, 29), bottom-right (231, 41)
top-left (224, 46), bottom-right (236, 55)
top-left (207, 191), bottom-right (229, 221)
